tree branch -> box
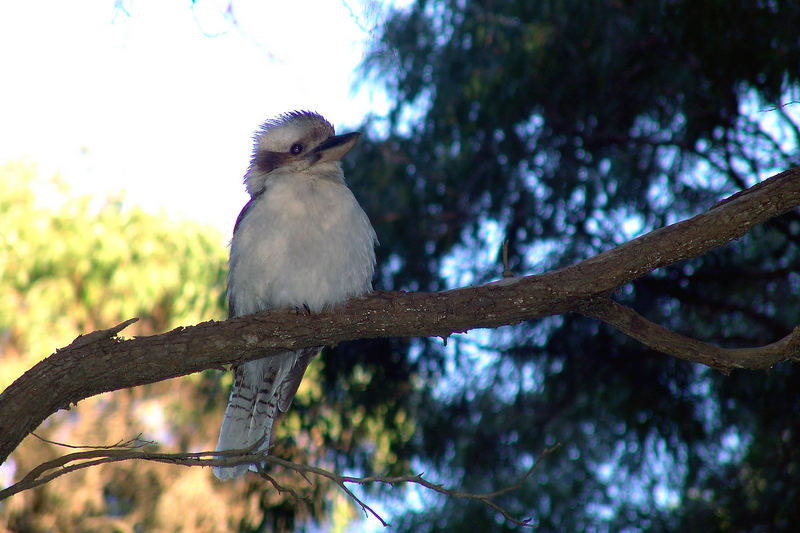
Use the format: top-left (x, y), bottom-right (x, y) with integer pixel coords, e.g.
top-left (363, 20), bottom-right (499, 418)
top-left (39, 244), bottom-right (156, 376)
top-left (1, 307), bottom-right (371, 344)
top-left (1, 167), bottom-right (799, 467)
top-left (0, 437), bottom-right (561, 528)
top-left (575, 297), bottom-right (800, 371)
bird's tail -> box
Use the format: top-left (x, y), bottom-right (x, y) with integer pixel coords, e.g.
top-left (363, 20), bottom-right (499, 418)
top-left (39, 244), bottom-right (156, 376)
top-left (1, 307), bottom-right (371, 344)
top-left (213, 357), bottom-right (285, 480)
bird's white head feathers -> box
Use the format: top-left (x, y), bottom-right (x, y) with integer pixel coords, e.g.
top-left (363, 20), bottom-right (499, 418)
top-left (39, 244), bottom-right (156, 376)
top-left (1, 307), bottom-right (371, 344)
top-left (244, 111), bottom-right (360, 196)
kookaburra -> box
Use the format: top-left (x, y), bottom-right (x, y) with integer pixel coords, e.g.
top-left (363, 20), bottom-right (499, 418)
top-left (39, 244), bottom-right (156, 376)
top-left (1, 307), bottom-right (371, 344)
top-left (214, 111), bottom-right (377, 480)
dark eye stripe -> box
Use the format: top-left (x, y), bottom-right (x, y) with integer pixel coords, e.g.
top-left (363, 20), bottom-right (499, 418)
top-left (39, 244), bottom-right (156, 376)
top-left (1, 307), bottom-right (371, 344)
top-left (255, 151), bottom-right (291, 174)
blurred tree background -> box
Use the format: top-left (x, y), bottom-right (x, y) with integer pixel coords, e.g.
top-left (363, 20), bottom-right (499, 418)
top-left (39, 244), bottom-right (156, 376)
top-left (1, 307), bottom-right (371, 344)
top-left (344, 0), bottom-right (800, 531)
top-left (3, 0), bottom-right (800, 531)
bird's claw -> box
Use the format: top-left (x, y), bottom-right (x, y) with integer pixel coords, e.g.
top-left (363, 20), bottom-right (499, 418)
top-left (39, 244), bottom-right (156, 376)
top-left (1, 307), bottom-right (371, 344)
top-left (294, 304), bottom-right (312, 316)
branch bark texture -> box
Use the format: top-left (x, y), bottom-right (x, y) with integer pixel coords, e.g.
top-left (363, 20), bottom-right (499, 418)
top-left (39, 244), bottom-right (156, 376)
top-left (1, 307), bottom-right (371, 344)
top-left (1, 167), bottom-right (799, 466)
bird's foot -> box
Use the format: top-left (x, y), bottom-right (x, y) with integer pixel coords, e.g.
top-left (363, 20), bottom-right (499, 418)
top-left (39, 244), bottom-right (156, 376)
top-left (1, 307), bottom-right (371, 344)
top-left (294, 304), bottom-right (312, 316)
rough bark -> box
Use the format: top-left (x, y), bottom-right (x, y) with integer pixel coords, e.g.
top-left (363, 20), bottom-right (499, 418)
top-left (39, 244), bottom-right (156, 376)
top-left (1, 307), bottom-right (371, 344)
top-left (1, 167), bottom-right (799, 466)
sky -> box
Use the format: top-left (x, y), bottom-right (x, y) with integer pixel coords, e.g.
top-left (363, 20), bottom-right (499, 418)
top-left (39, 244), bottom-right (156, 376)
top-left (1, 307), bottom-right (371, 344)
top-left (0, 0), bottom-right (398, 238)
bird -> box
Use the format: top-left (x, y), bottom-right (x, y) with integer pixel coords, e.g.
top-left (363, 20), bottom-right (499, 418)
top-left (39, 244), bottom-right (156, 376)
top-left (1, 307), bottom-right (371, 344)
top-left (213, 111), bottom-right (377, 480)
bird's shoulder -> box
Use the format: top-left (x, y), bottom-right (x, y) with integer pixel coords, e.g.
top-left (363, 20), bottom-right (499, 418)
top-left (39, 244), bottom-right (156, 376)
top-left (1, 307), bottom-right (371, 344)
top-left (232, 187), bottom-right (267, 234)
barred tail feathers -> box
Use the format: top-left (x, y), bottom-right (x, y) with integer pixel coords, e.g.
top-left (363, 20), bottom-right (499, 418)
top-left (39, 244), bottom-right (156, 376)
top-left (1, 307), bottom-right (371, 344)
top-left (213, 353), bottom-right (295, 480)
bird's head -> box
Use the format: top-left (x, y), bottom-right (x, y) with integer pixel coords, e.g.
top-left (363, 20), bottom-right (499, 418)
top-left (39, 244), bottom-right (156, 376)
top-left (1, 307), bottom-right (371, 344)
top-left (244, 111), bottom-right (360, 196)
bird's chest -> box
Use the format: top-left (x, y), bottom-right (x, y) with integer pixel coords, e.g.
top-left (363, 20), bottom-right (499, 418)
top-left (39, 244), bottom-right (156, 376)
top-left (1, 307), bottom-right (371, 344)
top-left (228, 178), bottom-right (371, 314)
top-left (243, 179), bottom-right (350, 255)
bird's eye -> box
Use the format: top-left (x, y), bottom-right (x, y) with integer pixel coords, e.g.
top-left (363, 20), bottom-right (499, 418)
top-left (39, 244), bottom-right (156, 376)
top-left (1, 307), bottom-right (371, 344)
top-left (290, 143), bottom-right (303, 154)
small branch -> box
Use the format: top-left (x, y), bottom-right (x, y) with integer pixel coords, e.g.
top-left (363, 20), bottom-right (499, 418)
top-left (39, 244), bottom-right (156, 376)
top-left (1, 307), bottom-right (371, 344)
top-left (258, 468), bottom-right (307, 502)
top-left (67, 317), bottom-right (139, 350)
top-left (31, 432), bottom-right (153, 450)
top-left (502, 239), bottom-right (515, 278)
top-left (576, 297), bottom-right (800, 371)
top-left (1, 444), bottom-right (561, 528)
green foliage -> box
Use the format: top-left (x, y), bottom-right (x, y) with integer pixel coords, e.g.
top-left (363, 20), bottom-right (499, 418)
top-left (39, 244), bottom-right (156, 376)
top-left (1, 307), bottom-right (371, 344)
top-left (0, 160), bottom-right (227, 375)
top-left (0, 160), bottom-right (235, 529)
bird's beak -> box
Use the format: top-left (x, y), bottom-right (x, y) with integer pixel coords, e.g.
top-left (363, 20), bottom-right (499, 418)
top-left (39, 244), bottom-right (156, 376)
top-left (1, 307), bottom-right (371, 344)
top-left (308, 132), bottom-right (360, 164)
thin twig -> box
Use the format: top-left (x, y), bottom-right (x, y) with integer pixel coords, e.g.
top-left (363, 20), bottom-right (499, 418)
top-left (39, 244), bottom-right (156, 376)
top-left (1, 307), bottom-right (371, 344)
top-left (502, 239), bottom-right (515, 278)
top-left (1, 444), bottom-right (561, 528)
top-left (31, 432), bottom-right (152, 450)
